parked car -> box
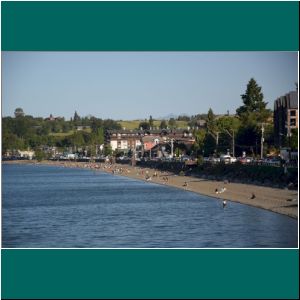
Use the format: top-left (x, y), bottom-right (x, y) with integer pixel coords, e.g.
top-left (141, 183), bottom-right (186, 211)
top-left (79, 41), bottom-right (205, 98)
top-left (264, 157), bottom-right (281, 166)
top-left (181, 155), bottom-right (190, 162)
top-left (238, 157), bottom-right (253, 164)
top-left (220, 154), bottom-right (236, 164)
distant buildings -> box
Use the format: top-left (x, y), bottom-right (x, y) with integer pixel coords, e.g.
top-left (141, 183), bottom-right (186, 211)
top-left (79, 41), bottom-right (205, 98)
top-left (75, 125), bottom-right (91, 131)
top-left (105, 130), bottom-right (143, 152)
top-left (105, 129), bottom-right (195, 157)
top-left (44, 114), bottom-right (63, 121)
top-left (274, 91), bottom-right (298, 147)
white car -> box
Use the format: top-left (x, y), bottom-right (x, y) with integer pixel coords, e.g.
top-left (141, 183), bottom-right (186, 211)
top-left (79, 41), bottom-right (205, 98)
top-left (220, 155), bottom-right (236, 164)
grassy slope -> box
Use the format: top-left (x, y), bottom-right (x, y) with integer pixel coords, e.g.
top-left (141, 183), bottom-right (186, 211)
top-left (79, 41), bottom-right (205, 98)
top-left (118, 120), bottom-right (188, 130)
top-left (49, 128), bottom-right (91, 137)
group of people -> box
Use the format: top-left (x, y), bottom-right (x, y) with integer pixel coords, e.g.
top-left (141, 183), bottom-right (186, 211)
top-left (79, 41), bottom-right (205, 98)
top-left (215, 187), bottom-right (227, 194)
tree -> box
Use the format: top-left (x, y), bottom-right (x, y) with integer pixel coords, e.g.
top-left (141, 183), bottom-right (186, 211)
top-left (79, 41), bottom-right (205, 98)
top-left (149, 115), bottom-right (154, 128)
top-left (91, 118), bottom-right (104, 133)
top-left (216, 116), bottom-right (241, 155)
top-left (139, 121), bottom-right (150, 130)
top-left (206, 108), bottom-right (216, 133)
top-left (73, 111), bottom-right (81, 125)
top-left (203, 134), bottom-right (216, 156)
top-left (159, 120), bottom-right (167, 129)
top-left (104, 144), bottom-right (112, 156)
top-left (290, 128), bottom-right (298, 150)
top-left (192, 129), bottom-right (206, 155)
top-left (14, 108), bottom-right (24, 118)
top-left (205, 108), bottom-right (219, 153)
top-left (34, 149), bottom-right (46, 162)
top-left (177, 115), bottom-right (190, 122)
top-left (168, 118), bottom-right (177, 128)
top-left (236, 78), bottom-right (270, 123)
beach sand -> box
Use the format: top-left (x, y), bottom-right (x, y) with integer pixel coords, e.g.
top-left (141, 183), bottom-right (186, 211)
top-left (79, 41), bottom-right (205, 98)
top-left (3, 160), bottom-right (298, 219)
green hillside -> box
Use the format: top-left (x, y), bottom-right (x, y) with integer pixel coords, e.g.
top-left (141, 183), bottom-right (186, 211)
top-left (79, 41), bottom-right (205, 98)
top-left (118, 120), bottom-right (188, 130)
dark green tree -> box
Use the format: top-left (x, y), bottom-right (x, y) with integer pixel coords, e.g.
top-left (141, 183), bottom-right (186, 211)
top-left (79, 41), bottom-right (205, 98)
top-left (290, 128), bottom-right (298, 150)
top-left (203, 134), bottom-right (216, 156)
top-left (14, 108), bottom-right (24, 118)
top-left (104, 144), bottom-right (112, 156)
top-left (149, 115), bottom-right (154, 128)
top-left (168, 118), bottom-right (177, 128)
top-left (236, 78), bottom-right (270, 123)
top-left (206, 108), bottom-right (216, 133)
top-left (159, 120), bottom-right (167, 129)
top-left (73, 111), bottom-right (81, 125)
top-left (139, 121), bottom-right (150, 130)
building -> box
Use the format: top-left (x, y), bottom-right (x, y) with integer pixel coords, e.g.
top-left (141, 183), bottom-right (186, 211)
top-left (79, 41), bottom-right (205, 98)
top-left (274, 91), bottom-right (298, 146)
top-left (105, 129), bottom-right (195, 157)
top-left (75, 125), bottom-right (91, 131)
top-left (105, 130), bottom-right (143, 152)
top-left (44, 114), bottom-right (63, 121)
top-left (17, 150), bottom-right (35, 160)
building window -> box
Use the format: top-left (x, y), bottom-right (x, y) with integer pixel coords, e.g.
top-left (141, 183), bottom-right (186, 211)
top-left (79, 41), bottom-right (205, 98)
top-left (290, 110), bottom-right (296, 117)
top-left (290, 119), bottom-right (296, 126)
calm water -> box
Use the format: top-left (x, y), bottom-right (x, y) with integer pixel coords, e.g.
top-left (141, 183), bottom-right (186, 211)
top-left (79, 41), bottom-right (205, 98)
top-left (2, 164), bottom-right (298, 248)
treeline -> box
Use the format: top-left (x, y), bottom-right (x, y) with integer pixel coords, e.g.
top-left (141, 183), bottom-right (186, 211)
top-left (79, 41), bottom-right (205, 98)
top-left (2, 110), bottom-right (121, 154)
top-left (190, 78), bottom-right (297, 157)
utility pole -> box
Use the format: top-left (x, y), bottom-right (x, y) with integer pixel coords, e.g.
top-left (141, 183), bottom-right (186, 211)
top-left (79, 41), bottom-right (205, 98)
top-left (208, 130), bottom-right (219, 155)
top-left (261, 123), bottom-right (264, 159)
top-left (132, 147), bottom-right (136, 166)
top-left (232, 130), bottom-right (235, 157)
top-left (224, 129), bottom-right (235, 157)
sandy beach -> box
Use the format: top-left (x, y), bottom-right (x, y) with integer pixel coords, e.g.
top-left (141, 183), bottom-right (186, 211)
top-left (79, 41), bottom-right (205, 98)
top-left (3, 160), bottom-right (298, 219)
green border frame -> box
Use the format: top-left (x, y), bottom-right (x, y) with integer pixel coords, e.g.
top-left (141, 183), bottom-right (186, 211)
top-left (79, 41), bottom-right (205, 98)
top-left (1, 1), bottom-right (299, 51)
top-left (2, 249), bottom-right (299, 299)
top-left (1, 1), bottom-right (299, 299)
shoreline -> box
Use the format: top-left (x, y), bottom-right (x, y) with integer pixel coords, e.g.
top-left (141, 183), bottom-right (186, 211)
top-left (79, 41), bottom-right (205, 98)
top-left (3, 159), bottom-right (298, 219)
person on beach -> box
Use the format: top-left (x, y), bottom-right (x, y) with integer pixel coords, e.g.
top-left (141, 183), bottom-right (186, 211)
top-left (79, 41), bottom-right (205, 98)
top-left (220, 187), bottom-right (226, 193)
top-left (183, 181), bottom-right (188, 189)
top-left (215, 188), bottom-right (219, 194)
top-left (250, 193), bottom-right (256, 199)
top-left (223, 199), bottom-right (227, 208)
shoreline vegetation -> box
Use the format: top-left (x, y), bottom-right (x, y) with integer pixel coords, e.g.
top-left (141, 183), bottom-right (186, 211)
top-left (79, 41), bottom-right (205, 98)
top-left (3, 160), bottom-right (298, 219)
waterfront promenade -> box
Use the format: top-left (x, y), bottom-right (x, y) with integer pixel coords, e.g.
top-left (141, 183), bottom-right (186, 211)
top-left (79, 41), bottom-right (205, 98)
top-left (3, 160), bottom-right (298, 219)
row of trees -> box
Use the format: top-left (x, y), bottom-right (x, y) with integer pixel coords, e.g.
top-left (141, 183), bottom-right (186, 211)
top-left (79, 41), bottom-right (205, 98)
top-left (2, 111), bottom-right (121, 154)
top-left (138, 118), bottom-right (177, 131)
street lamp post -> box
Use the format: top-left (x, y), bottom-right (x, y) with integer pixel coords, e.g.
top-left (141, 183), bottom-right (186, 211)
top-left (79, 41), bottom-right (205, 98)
top-left (260, 123), bottom-right (264, 159)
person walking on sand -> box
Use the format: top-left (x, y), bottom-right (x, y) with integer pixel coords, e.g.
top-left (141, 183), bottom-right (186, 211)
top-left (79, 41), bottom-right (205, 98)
top-left (250, 193), bottom-right (256, 199)
top-left (183, 181), bottom-right (188, 189)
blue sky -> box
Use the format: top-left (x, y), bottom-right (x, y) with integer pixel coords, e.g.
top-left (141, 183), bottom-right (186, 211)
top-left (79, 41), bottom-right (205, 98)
top-left (2, 52), bottom-right (298, 120)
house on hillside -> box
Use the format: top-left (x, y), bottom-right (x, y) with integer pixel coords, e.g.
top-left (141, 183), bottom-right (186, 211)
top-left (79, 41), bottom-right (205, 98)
top-left (105, 128), bottom-right (195, 158)
top-left (44, 114), bottom-right (63, 121)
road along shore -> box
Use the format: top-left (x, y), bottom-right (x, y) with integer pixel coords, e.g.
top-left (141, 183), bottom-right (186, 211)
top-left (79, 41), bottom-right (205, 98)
top-left (3, 160), bottom-right (298, 219)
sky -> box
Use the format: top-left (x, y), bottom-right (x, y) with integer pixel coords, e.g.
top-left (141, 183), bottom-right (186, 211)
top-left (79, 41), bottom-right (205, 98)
top-left (1, 52), bottom-right (298, 120)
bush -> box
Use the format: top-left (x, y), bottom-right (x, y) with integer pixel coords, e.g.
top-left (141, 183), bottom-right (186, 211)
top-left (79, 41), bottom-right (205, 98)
top-left (34, 149), bottom-right (45, 162)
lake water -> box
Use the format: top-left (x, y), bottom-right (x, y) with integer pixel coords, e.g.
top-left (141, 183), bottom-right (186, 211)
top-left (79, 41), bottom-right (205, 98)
top-left (2, 164), bottom-right (298, 248)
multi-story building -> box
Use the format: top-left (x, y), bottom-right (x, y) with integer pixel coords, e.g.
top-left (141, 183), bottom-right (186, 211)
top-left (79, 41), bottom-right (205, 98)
top-left (105, 130), bottom-right (143, 152)
top-left (274, 91), bottom-right (298, 147)
top-left (105, 129), bottom-right (195, 155)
